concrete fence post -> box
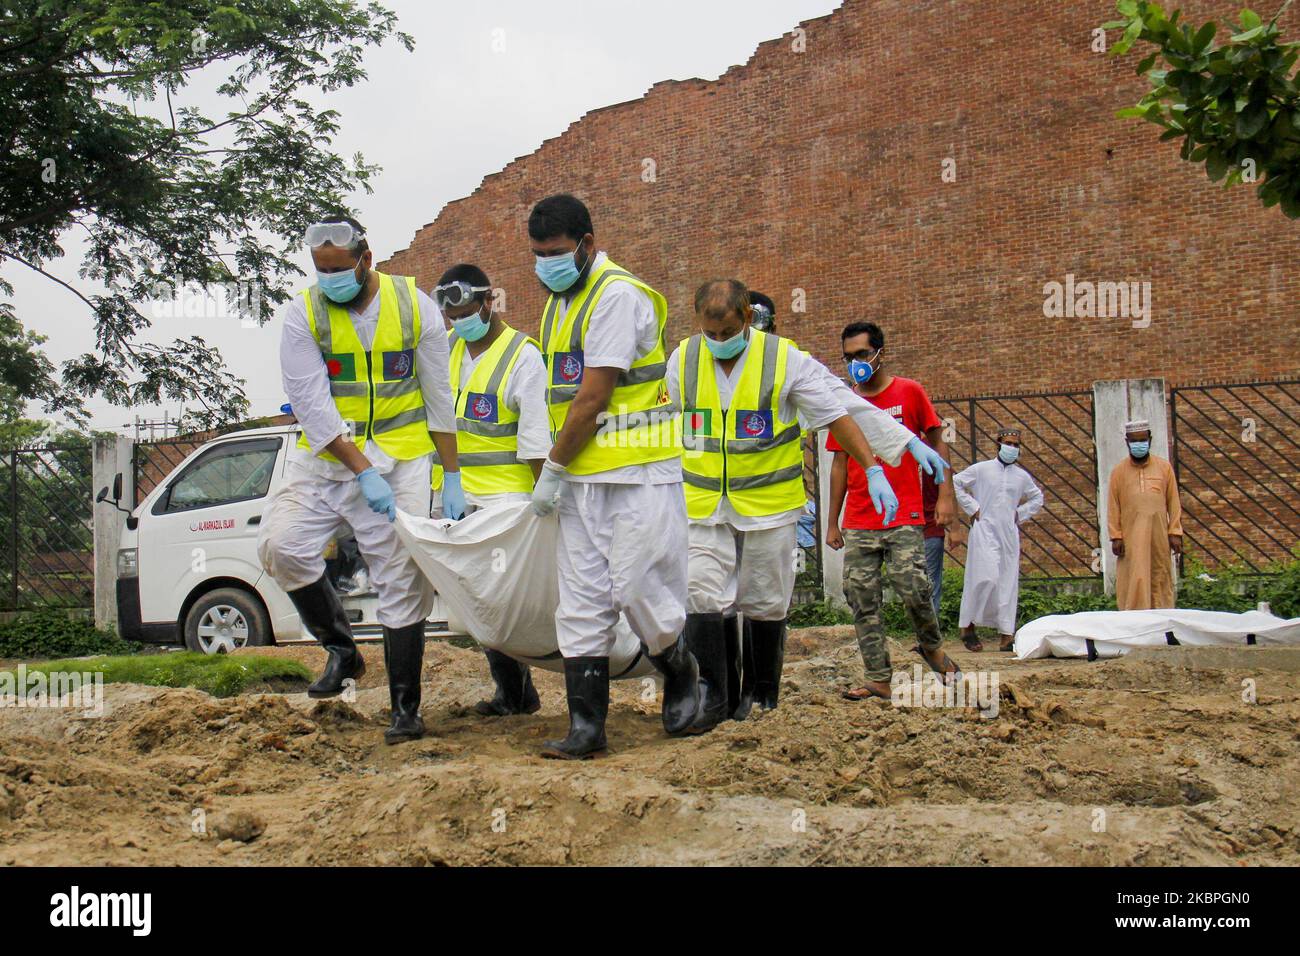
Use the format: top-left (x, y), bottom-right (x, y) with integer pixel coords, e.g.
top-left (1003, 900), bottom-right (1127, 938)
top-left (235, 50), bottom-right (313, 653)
top-left (92, 435), bottom-right (134, 631)
top-left (1092, 378), bottom-right (1173, 597)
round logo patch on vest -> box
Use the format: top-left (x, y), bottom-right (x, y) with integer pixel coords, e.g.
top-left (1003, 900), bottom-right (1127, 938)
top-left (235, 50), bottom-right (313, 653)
top-left (560, 353), bottom-right (582, 383)
top-left (391, 352), bottom-right (412, 378)
top-left (741, 412), bottom-right (768, 437)
top-left (471, 395), bottom-right (493, 419)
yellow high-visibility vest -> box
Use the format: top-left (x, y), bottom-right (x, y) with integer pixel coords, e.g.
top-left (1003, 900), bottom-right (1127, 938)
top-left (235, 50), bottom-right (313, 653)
top-left (678, 328), bottom-right (805, 519)
top-left (296, 272), bottom-right (433, 462)
top-left (541, 257), bottom-right (678, 475)
top-left (431, 325), bottom-right (539, 496)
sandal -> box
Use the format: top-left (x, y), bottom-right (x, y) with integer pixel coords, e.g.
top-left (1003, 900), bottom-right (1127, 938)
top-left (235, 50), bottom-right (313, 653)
top-left (999, 639), bottom-right (1015, 653)
top-left (916, 645), bottom-right (962, 685)
top-left (843, 684), bottom-right (893, 702)
top-left (962, 634), bottom-right (984, 653)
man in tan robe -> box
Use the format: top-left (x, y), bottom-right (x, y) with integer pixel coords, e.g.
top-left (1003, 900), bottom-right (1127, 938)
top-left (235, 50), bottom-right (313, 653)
top-left (1107, 420), bottom-right (1183, 609)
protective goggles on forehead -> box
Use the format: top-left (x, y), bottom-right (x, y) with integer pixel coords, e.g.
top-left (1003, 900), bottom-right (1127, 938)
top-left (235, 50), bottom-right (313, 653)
top-left (433, 281), bottom-right (491, 309)
top-left (750, 303), bottom-right (774, 330)
top-left (304, 222), bottom-right (366, 249)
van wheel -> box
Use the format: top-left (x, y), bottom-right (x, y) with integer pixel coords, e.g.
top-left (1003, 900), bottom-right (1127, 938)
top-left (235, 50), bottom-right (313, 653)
top-left (184, 588), bottom-right (270, 654)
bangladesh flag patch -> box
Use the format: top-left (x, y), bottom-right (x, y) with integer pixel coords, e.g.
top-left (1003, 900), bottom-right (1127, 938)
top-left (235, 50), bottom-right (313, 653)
top-left (683, 408), bottom-right (712, 437)
top-left (324, 352), bottom-right (357, 381)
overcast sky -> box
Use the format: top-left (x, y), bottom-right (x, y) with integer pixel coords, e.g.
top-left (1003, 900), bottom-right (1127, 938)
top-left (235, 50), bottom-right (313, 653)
top-left (6, 0), bottom-right (841, 435)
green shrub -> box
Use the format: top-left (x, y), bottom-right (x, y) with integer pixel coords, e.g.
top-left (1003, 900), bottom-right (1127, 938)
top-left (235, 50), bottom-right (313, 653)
top-left (0, 610), bottom-right (139, 660)
top-left (788, 599), bottom-right (853, 628)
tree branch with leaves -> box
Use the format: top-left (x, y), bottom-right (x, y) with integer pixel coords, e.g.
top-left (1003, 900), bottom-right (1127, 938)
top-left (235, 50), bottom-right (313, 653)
top-left (1106, 0), bottom-right (1300, 218)
top-left (0, 0), bottom-right (413, 429)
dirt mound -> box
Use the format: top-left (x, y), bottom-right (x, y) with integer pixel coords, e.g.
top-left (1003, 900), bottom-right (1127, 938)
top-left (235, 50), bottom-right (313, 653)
top-left (1, 629), bottom-right (1297, 865)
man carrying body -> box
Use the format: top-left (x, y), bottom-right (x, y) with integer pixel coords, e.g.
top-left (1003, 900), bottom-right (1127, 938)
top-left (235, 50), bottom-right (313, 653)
top-left (738, 289), bottom-right (946, 716)
top-left (1108, 419), bottom-right (1183, 610)
top-left (528, 194), bottom-right (700, 759)
top-left (429, 263), bottom-right (549, 717)
top-left (953, 427), bottom-right (1044, 652)
top-left (669, 279), bottom-right (910, 730)
top-left (258, 216), bottom-right (464, 744)
top-left (826, 321), bottom-right (961, 699)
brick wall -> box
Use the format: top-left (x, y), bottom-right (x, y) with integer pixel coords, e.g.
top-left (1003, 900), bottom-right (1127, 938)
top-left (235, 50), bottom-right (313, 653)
top-left (381, 0), bottom-right (1299, 399)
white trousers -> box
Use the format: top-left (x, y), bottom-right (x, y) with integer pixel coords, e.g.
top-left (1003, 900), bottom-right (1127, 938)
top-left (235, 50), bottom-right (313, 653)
top-left (257, 456), bottom-right (434, 629)
top-left (555, 481), bottom-right (687, 658)
top-left (686, 521), bottom-right (798, 621)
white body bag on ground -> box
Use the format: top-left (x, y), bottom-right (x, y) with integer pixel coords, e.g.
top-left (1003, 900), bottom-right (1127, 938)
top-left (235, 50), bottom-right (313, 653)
top-left (1013, 608), bottom-right (1300, 660)
top-left (395, 500), bottom-right (657, 679)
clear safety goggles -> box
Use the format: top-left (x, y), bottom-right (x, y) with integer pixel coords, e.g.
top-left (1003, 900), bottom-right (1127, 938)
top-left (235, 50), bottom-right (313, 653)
top-left (434, 281), bottom-right (491, 309)
top-left (750, 303), bottom-right (774, 330)
top-left (304, 221), bottom-right (366, 249)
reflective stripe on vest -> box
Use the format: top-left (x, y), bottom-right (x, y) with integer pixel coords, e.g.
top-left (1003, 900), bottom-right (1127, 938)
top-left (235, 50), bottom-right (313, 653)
top-left (431, 326), bottom-right (537, 496)
top-left (296, 272), bottom-right (433, 463)
top-left (541, 257), bottom-right (679, 476)
top-left (679, 328), bottom-right (805, 519)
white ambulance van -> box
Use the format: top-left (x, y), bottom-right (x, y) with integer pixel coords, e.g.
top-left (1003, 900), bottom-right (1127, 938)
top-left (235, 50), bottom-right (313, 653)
top-left (102, 424), bottom-right (456, 653)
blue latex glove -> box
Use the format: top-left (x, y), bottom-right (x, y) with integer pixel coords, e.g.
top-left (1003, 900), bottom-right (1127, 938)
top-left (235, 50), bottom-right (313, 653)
top-left (865, 465), bottom-right (899, 525)
top-left (441, 469), bottom-right (467, 521)
top-left (356, 466), bottom-right (396, 522)
top-left (531, 459), bottom-right (565, 516)
top-left (907, 436), bottom-right (949, 484)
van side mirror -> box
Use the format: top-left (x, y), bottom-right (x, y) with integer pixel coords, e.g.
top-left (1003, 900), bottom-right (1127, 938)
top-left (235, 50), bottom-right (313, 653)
top-left (97, 473), bottom-right (132, 517)
top-left (112, 473), bottom-right (123, 501)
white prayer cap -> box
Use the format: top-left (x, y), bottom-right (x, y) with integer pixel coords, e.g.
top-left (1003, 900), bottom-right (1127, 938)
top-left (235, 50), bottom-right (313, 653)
top-left (1124, 419), bottom-right (1151, 435)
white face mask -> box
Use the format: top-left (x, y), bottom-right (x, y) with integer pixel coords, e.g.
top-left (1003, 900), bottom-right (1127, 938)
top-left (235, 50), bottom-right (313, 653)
top-left (998, 444), bottom-right (1019, 464)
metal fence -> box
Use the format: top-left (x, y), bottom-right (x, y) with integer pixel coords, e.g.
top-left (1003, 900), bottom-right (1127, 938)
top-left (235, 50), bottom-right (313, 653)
top-left (932, 390), bottom-right (1100, 581)
top-left (133, 435), bottom-right (206, 504)
top-left (1170, 380), bottom-right (1300, 572)
top-left (0, 445), bottom-right (94, 611)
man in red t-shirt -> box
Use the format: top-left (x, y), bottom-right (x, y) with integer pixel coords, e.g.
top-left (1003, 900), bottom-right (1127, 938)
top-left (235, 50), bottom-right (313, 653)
top-left (827, 322), bottom-right (959, 700)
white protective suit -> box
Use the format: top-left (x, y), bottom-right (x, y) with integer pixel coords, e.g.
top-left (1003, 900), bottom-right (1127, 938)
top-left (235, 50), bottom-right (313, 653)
top-left (257, 284), bottom-right (455, 630)
top-left (548, 252), bottom-right (687, 660)
top-left (665, 341), bottom-right (915, 622)
top-left (953, 458), bottom-right (1044, 634)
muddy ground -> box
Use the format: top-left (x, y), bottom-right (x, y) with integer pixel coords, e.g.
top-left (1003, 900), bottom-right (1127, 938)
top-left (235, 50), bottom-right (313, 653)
top-left (1, 627), bottom-right (1297, 865)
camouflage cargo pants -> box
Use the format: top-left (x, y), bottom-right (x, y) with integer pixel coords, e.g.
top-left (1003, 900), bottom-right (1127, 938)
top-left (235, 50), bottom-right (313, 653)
top-left (842, 525), bottom-right (942, 683)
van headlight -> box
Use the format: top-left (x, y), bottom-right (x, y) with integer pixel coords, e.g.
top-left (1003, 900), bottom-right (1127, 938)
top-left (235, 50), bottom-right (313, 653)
top-left (117, 548), bottom-right (138, 579)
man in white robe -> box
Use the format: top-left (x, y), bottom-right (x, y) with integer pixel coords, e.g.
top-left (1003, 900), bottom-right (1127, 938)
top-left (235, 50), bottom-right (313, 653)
top-left (953, 426), bottom-right (1044, 651)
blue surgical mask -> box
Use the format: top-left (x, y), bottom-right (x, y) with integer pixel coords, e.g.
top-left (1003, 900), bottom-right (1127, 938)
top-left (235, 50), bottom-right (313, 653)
top-left (452, 307), bottom-right (490, 342)
top-left (705, 329), bottom-right (748, 360)
top-left (1128, 440), bottom-right (1150, 458)
top-left (317, 264), bottom-right (364, 304)
top-left (998, 444), bottom-right (1019, 465)
top-left (535, 245), bottom-right (587, 293)
top-left (847, 358), bottom-right (875, 385)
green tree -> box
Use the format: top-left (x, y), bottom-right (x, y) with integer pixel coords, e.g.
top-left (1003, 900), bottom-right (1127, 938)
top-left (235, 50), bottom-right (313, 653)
top-left (1106, 1), bottom-right (1300, 218)
top-left (0, 0), bottom-right (413, 428)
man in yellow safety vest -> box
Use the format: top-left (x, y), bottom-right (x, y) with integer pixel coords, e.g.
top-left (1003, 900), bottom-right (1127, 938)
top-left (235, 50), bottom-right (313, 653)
top-left (258, 215), bottom-right (466, 745)
top-left (428, 263), bottom-right (549, 717)
top-left (526, 194), bottom-right (700, 759)
top-left (669, 279), bottom-right (909, 730)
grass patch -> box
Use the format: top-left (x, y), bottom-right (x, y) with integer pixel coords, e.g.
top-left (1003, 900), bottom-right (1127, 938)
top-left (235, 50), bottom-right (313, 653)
top-left (2, 653), bottom-right (312, 698)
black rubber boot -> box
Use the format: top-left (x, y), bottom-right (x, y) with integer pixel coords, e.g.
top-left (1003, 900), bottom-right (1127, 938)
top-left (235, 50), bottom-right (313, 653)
top-left (724, 614), bottom-right (742, 720)
top-left (750, 618), bottom-right (787, 711)
top-left (683, 613), bottom-right (728, 733)
top-left (648, 635), bottom-right (702, 736)
top-left (541, 656), bottom-right (609, 759)
top-left (383, 621), bottom-right (426, 745)
top-left (473, 648), bottom-right (542, 716)
top-left (287, 574), bottom-right (365, 699)
top-left (734, 618), bottom-right (756, 721)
